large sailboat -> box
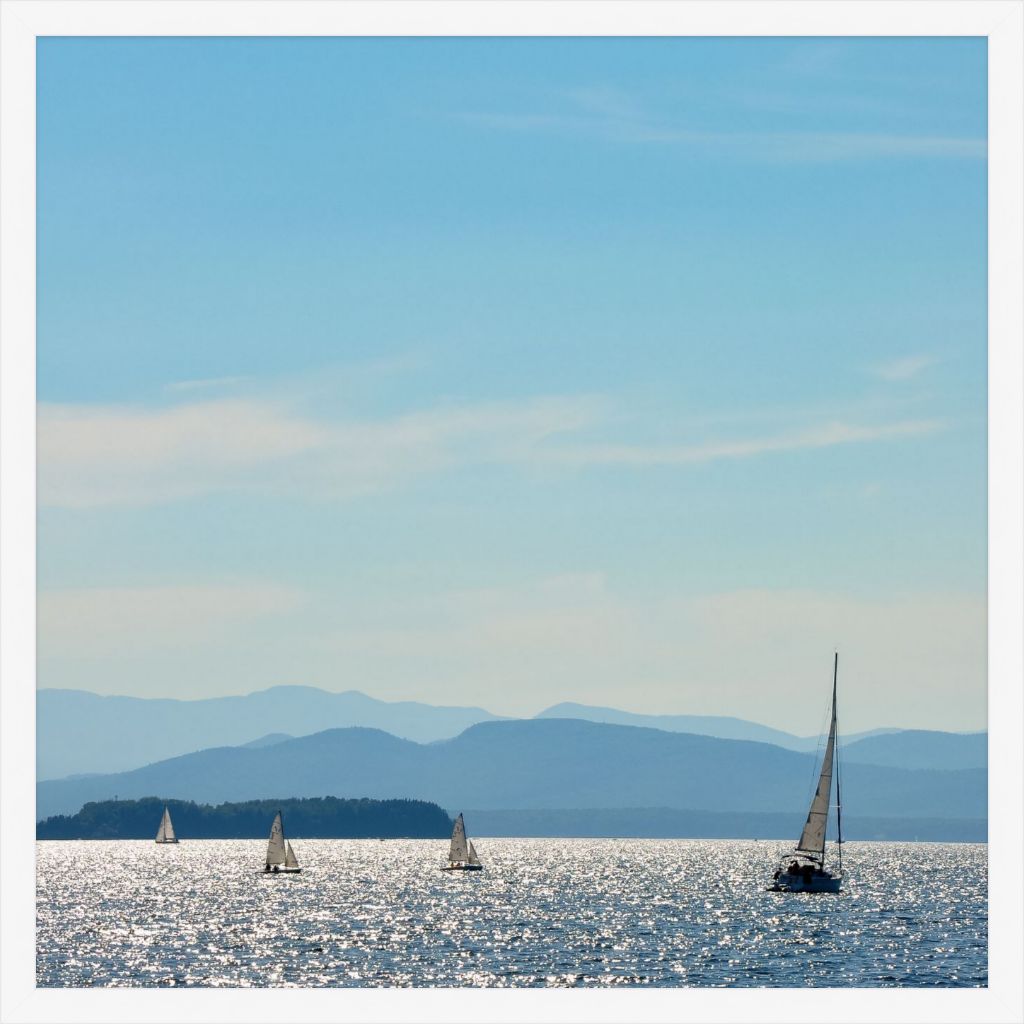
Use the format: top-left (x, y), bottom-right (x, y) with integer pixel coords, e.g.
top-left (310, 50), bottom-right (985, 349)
top-left (441, 813), bottom-right (483, 871)
top-left (155, 804), bottom-right (179, 844)
top-left (261, 810), bottom-right (302, 875)
top-left (770, 653), bottom-right (843, 893)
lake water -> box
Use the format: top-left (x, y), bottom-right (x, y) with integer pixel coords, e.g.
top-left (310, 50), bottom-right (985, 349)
top-left (36, 838), bottom-right (987, 987)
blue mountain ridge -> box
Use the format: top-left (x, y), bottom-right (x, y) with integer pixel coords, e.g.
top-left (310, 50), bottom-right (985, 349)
top-left (36, 686), bottom-right (985, 781)
top-left (536, 701), bottom-right (903, 751)
top-left (36, 686), bottom-right (505, 779)
top-left (36, 718), bottom-right (987, 833)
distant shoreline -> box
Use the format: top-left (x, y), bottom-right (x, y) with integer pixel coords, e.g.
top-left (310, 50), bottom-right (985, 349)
top-left (34, 796), bottom-right (985, 844)
top-left (36, 796), bottom-right (454, 841)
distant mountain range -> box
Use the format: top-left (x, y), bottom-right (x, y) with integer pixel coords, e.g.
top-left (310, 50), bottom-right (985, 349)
top-left (225, 725), bottom-right (985, 772)
top-left (36, 718), bottom-right (987, 833)
top-left (36, 687), bottom-right (504, 779)
top-left (536, 701), bottom-right (901, 751)
top-left (839, 729), bottom-right (987, 771)
top-left (37, 686), bottom-right (985, 780)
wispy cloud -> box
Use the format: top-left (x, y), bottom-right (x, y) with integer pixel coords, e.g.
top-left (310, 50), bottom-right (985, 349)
top-left (459, 88), bottom-right (985, 163)
top-left (539, 418), bottom-right (943, 468)
top-left (37, 391), bottom-right (945, 509)
top-left (870, 354), bottom-right (941, 382)
top-left (38, 398), bottom-right (328, 507)
top-left (164, 354), bottom-right (426, 399)
top-left (36, 395), bottom-right (602, 508)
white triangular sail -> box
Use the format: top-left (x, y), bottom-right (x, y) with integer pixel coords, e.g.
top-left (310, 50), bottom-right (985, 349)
top-left (467, 840), bottom-right (480, 866)
top-left (266, 811), bottom-right (286, 866)
top-left (448, 813), bottom-right (469, 863)
top-left (796, 681), bottom-right (837, 860)
top-left (284, 840), bottom-right (299, 869)
top-left (156, 805), bottom-right (176, 843)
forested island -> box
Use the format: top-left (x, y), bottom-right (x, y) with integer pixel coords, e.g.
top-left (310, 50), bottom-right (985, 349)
top-left (36, 796), bottom-right (453, 839)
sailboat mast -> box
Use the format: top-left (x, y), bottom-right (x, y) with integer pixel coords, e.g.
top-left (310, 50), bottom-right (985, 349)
top-left (833, 652), bottom-right (842, 872)
top-left (820, 654), bottom-right (838, 871)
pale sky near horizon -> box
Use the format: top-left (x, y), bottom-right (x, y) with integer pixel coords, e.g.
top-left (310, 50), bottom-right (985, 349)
top-left (36, 37), bottom-right (987, 734)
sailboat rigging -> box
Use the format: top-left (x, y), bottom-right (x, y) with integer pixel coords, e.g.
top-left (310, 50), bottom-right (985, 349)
top-left (261, 810), bottom-right (302, 874)
top-left (155, 804), bottom-right (178, 844)
top-left (441, 813), bottom-right (483, 871)
top-left (770, 653), bottom-right (844, 893)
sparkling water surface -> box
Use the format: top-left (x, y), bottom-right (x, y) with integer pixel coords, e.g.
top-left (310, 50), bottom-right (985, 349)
top-left (36, 839), bottom-right (986, 988)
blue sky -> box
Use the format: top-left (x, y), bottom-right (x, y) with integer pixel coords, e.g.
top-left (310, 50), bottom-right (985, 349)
top-left (36, 37), bottom-right (987, 732)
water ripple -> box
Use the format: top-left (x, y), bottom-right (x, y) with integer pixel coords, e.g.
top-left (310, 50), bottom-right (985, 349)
top-left (36, 839), bottom-right (987, 987)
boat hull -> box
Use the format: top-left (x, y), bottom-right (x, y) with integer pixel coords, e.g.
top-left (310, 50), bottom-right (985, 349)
top-left (155, 839), bottom-right (179, 844)
top-left (259, 868), bottom-right (302, 875)
top-left (441, 864), bottom-right (483, 871)
top-left (769, 870), bottom-right (842, 893)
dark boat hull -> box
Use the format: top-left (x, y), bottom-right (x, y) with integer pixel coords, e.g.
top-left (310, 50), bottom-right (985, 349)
top-left (769, 870), bottom-right (841, 893)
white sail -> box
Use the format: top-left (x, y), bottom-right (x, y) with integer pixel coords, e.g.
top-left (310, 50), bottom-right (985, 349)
top-left (284, 840), bottom-right (299, 869)
top-left (467, 840), bottom-right (480, 866)
top-left (156, 806), bottom-right (176, 842)
top-left (796, 682), bottom-right (837, 859)
top-left (266, 811), bottom-right (286, 866)
top-left (448, 813), bottom-right (469, 863)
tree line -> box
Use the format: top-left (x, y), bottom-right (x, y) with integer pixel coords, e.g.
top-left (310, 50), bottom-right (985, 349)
top-left (37, 795), bottom-right (454, 839)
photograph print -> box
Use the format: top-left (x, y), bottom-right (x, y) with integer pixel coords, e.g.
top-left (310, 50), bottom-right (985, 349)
top-left (30, 30), bottom-right (990, 995)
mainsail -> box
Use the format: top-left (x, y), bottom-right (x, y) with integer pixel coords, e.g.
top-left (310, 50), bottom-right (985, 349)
top-left (796, 665), bottom-right (838, 860)
top-left (449, 813), bottom-right (469, 863)
top-left (156, 805), bottom-right (176, 843)
top-left (266, 811), bottom-right (287, 867)
top-left (284, 840), bottom-right (300, 870)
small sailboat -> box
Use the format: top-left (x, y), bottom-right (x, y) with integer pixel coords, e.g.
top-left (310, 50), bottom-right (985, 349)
top-left (155, 804), bottom-right (179, 844)
top-left (441, 813), bottom-right (483, 871)
top-left (261, 810), bottom-right (302, 874)
top-left (770, 653), bottom-right (843, 893)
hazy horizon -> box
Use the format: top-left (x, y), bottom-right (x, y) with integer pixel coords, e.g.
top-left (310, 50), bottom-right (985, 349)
top-left (37, 37), bottom-right (987, 736)
top-left (34, 680), bottom-right (984, 739)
